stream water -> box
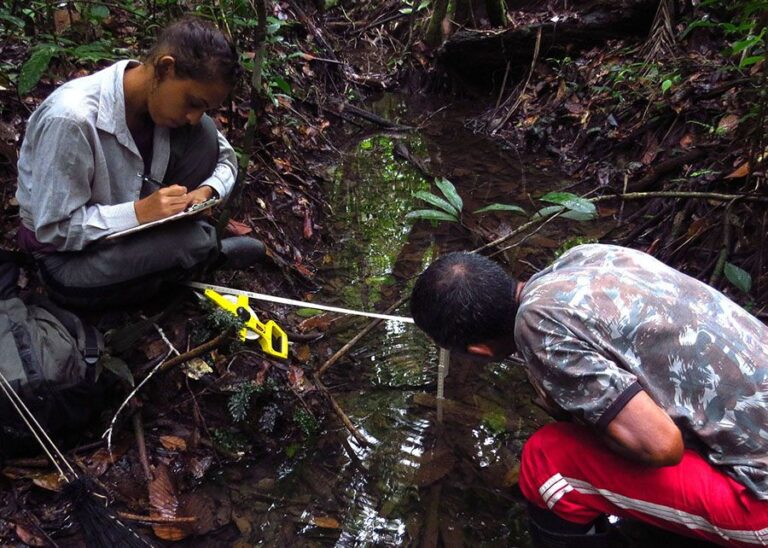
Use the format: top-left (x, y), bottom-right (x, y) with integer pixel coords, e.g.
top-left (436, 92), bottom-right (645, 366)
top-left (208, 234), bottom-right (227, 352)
top-left (195, 95), bottom-right (607, 547)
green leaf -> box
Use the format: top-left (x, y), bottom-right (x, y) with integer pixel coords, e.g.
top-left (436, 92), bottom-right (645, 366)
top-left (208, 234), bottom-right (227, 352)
top-left (661, 79), bottom-right (673, 92)
top-left (534, 205), bottom-right (595, 221)
top-left (18, 44), bottom-right (60, 95)
top-left (405, 209), bottom-right (459, 223)
top-left (740, 54), bottom-right (765, 68)
top-left (413, 190), bottom-right (459, 216)
top-left (270, 76), bottom-right (291, 94)
top-left (435, 177), bottom-right (463, 213)
top-left (399, 7), bottom-right (413, 13)
top-left (86, 4), bottom-right (109, 19)
top-left (69, 41), bottom-right (115, 62)
top-left (539, 192), bottom-right (596, 215)
top-left (731, 31), bottom-right (765, 54)
top-left (534, 205), bottom-right (564, 218)
top-left (99, 355), bottom-right (134, 386)
top-left (296, 307), bottom-right (322, 317)
top-left (474, 203), bottom-right (527, 215)
top-left (725, 262), bottom-right (752, 293)
top-left (0, 13), bottom-right (25, 29)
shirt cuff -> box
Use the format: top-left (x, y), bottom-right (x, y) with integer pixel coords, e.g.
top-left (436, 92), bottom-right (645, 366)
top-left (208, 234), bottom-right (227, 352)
top-left (102, 202), bottom-right (140, 231)
top-left (200, 175), bottom-right (227, 200)
top-left (595, 381), bottom-right (644, 432)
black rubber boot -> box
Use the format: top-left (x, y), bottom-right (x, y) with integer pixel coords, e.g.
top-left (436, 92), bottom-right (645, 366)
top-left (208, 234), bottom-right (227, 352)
top-left (219, 236), bottom-right (267, 270)
top-left (527, 504), bottom-right (611, 548)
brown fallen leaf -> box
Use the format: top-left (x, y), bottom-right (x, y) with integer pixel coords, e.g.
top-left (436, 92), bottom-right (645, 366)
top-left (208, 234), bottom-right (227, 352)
top-left (725, 162), bottom-right (750, 179)
top-left (160, 435), bottom-right (187, 452)
top-left (225, 219), bottom-right (253, 236)
top-left (293, 343), bottom-right (312, 363)
top-left (14, 522), bottom-right (47, 546)
top-left (413, 448), bottom-right (456, 487)
top-left (287, 365), bottom-right (306, 390)
top-left (311, 516), bottom-right (341, 529)
top-left (149, 464), bottom-right (188, 541)
top-left (718, 113), bottom-right (740, 135)
top-left (503, 462), bottom-right (521, 487)
top-left (298, 313), bottom-right (333, 333)
top-left (32, 472), bottom-right (66, 492)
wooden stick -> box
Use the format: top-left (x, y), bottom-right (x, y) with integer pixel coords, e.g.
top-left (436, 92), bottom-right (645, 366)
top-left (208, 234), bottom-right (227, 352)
top-left (117, 512), bottom-right (198, 525)
top-left (315, 294), bottom-right (409, 378)
top-left (312, 373), bottom-right (369, 447)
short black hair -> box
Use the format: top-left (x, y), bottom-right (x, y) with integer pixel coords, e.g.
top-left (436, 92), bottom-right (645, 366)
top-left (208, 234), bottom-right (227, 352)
top-left (146, 16), bottom-right (242, 88)
top-left (410, 252), bottom-right (518, 349)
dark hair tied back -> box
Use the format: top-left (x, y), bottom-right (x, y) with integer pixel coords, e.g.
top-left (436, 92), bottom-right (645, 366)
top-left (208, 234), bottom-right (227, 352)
top-left (146, 16), bottom-right (243, 88)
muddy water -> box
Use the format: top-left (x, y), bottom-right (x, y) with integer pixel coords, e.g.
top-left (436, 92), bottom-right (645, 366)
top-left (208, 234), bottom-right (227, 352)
top-left (208, 95), bottom-right (606, 547)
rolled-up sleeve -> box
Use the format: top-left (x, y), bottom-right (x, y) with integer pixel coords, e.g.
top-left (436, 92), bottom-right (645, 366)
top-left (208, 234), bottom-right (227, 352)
top-left (17, 115), bottom-right (139, 251)
top-left (199, 129), bottom-right (237, 198)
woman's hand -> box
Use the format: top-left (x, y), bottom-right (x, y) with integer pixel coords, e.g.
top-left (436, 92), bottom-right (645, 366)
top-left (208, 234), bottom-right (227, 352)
top-left (186, 185), bottom-right (215, 205)
top-left (134, 184), bottom-right (189, 224)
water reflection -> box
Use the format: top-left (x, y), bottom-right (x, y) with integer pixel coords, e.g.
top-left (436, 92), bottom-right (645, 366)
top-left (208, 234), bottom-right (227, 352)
top-left (211, 94), bottom-right (563, 547)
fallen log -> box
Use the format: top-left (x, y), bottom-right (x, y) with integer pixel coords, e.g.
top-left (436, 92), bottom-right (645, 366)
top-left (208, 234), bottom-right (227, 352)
top-left (439, 0), bottom-right (657, 79)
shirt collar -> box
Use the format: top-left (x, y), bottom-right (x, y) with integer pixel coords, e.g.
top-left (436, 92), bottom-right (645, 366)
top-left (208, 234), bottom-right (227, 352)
top-left (96, 60), bottom-right (139, 146)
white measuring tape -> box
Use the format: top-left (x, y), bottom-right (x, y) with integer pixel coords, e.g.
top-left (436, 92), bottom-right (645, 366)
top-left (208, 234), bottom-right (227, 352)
top-left (185, 281), bottom-right (415, 324)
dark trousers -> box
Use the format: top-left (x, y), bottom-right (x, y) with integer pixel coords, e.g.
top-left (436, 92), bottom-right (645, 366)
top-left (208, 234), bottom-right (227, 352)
top-left (37, 116), bottom-right (221, 310)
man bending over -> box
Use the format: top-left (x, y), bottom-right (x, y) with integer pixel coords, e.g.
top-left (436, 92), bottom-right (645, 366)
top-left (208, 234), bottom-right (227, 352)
top-left (410, 244), bottom-right (768, 547)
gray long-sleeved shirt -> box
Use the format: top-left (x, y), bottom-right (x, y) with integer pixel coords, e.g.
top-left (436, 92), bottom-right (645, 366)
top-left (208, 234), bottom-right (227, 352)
top-left (16, 60), bottom-right (237, 251)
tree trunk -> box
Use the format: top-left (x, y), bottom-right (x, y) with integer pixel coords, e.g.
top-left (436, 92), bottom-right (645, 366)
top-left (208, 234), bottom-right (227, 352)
top-left (454, 0), bottom-right (472, 26)
top-left (426, 0), bottom-right (451, 47)
top-left (485, 0), bottom-right (506, 27)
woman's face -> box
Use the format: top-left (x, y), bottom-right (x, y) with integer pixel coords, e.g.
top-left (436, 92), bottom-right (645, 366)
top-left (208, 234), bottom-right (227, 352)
top-left (147, 59), bottom-right (231, 128)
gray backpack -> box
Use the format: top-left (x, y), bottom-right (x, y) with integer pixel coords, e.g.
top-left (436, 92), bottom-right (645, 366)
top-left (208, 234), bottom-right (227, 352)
top-left (0, 262), bottom-right (104, 451)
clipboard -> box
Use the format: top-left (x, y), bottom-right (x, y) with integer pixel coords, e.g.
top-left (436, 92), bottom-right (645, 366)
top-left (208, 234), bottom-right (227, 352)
top-left (105, 197), bottom-right (221, 240)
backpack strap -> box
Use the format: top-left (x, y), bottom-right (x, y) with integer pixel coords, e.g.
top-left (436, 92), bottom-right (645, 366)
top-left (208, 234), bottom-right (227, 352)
top-left (27, 296), bottom-right (104, 368)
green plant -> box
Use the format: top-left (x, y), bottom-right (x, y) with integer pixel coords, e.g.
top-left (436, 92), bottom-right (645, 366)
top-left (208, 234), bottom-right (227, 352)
top-left (292, 408), bottom-right (318, 436)
top-left (400, 0), bottom-right (430, 15)
top-left (406, 180), bottom-right (596, 227)
top-left (724, 262), bottom-right (752, 293)
top-left (406, 177), bottom-right (464, 223)
top-left (683, 0), bottom-right (768, 68)
top-left (228, 382), bottom-right (263, 422)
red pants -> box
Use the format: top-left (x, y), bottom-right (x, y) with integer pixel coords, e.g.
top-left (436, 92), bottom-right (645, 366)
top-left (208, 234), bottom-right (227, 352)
top-left (520, 422), bottom-right (768, 546)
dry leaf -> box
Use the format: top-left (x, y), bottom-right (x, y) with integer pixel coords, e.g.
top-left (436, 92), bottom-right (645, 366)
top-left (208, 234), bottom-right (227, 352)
top-left (311, 516), bottom-right (341, 529)
top-left (32, 472), bottom-right (66, 492)
top-left (149, 464), bottom-right (188, 541)
top-left (679, 133), bottom-right (694, 148)
top-left (503, 462), bottom-right (521, 487)
top-left (144, 339), bottom-right (171, 360)
top-left (287, 365), bottom-right (306, 389)
top-left (14, 522), bottom-right (47, 547)
top-left (298, 313), bottom-right (333, 333)
top-left (225, 219), bottom-right (253, 236)
top-left (160, 436), bottom-right (187, 452)
top-left (725, 162), bottom-right (750, 179)
top-left (293, 344), bottom-right (312, 363)
top-left (184, 357), bottom-right (213, 380)
top-left (717, 113), bottom-right (740, 134)
top-left (413, 449), bottom-right (456, 487)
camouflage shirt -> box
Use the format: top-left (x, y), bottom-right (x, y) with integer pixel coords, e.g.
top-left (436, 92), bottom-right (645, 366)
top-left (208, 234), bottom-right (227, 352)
top-left (515, 244), bottom-right (768, 499)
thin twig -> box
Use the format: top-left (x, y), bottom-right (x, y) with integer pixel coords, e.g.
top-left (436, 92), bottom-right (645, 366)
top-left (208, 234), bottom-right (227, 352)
top-left (312, 373), bottom-right (370, 447)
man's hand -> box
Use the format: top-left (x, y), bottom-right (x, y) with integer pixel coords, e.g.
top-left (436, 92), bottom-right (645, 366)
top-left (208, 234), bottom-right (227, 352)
top-left (134, 185), bottom-right (189, 224)
top-left (604, 390), bottom-right (684, 467)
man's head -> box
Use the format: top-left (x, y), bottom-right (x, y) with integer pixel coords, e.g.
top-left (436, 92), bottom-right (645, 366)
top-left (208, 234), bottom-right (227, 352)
top-left (410, 252), bottom-right (519, 360)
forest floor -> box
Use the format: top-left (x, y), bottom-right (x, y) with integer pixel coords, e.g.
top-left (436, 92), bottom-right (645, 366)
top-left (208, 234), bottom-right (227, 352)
top-left (0, 1), bottom-right (764, 545)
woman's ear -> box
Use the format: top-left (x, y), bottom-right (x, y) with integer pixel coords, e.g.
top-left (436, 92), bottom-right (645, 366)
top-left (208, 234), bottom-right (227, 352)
top-left (154, 55), bottom-right (176, 80)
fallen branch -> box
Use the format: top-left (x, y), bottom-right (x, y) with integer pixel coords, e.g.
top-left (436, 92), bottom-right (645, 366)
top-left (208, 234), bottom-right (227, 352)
top-left (315, 294), bottom-right (409, 378)
top-left (117, 512), bottom-right (197, 525)
top-left (312, 373), bottom-right (370, 447)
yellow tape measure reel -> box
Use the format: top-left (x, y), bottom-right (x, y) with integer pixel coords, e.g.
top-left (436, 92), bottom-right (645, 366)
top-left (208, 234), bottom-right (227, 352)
top-left (203, 288), bottom-right (288, 359)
